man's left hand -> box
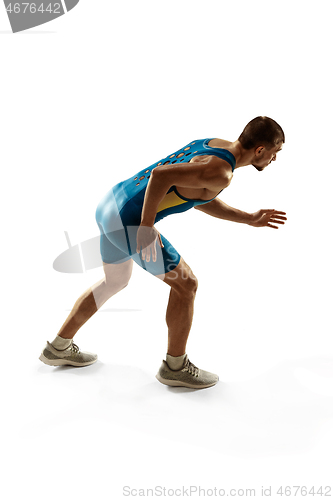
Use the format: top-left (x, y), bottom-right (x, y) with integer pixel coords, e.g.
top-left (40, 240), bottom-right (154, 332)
top-left (249, 209), bottom-right (287, 229)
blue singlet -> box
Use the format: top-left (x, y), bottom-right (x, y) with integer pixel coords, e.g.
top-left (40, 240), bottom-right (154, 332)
top-left (95, 138), bottom-right (235, 276)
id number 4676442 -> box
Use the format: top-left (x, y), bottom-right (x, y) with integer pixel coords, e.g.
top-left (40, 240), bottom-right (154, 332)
top-left (276, 486), bottom-right (331, 496)
top-left (5, 3), bottom-right (61, 14)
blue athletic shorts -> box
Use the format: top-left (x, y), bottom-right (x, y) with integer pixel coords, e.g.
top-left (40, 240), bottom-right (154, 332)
top-left (95, 186), bottom-right (181, 276)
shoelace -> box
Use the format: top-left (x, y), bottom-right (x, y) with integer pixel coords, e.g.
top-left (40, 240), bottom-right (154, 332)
top-left (182, 357), bottom-right (199, 377)
top-left (71, 342), bottom-right (80, 353)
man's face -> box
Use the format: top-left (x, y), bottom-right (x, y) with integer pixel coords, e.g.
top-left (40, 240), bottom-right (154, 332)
top-left (252, 142), bottom-right (283, 171)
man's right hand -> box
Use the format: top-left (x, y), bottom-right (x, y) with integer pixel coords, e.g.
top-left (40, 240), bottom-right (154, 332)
top-left (136, 225), bottom-right (164, 262)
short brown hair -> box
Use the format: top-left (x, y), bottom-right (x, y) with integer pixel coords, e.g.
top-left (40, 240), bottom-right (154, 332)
top-left (238, 116), bottom-right (285, 150)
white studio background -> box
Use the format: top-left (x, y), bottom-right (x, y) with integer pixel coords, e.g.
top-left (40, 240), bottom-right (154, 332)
top-left (1, 0), bottom-right (333, 499)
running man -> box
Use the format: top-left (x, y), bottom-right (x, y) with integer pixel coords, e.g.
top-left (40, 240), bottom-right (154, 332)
top-left (39, 116), bottom-right (287, 389)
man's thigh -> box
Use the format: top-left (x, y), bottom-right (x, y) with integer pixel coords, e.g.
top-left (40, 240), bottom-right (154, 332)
top-left (156, 256), bottom-right (198, 291)
top-left (126, 228), bottom-right (181, 277)
top-left (98, 220), bottom-right (181, 278)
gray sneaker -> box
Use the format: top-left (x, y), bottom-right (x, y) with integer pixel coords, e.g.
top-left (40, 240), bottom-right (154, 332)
top-left (39, 340), bottom-right (97, 367)
top-left (156, 354), bottom-right (219, 389)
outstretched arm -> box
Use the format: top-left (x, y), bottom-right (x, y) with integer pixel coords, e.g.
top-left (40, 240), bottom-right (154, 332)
top-left (194, 198), bottom-right (287, 229)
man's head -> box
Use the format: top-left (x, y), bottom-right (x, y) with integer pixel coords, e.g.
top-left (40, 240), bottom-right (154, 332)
top-left (238, 116), bottom-right (285, 171)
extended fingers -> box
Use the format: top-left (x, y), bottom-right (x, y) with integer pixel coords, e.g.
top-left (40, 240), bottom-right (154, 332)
top-left (266, 213), bottom-right (287, 229)
top-left (144, 242), bottom-right (161, 262)
top-left (273, 211), bottom-right (287, 219)
top-left (262, 209), bottom-right (287, 216)
top-left (267, 217), bottom-right (286, 228)
top-left (145, 243), bottom-right (157, 262)
top-left (158, 234), bottom-right (164, 248)
top-left (270, 214), bottom-right (287, 224)
top-left (270, 218), bottom-right (286, 224)
top-left (152, 242), bottom-right (157, 262)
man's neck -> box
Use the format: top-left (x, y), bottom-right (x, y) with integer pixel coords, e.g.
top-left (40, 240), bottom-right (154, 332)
top-left (228, 140), bottom-right (253, 169)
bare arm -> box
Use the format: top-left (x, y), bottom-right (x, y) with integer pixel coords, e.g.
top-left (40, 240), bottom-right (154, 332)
top-left (140, 158), bottom-right (230, 227)
top-left (194, 198), bottom-right (253, 224)
top-left (195, 198), bottom-right (287, 228)
top-left (136, 157), bottom-right (231, 261)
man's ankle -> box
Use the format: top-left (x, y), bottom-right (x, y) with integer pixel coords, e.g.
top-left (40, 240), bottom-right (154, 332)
top-left (51, 336), bottom-right (72, 350)
top-left (166, 353), bottom-right (186, 370)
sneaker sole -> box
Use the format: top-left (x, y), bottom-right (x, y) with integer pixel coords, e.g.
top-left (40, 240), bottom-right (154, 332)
top-left (156, 372), bottom-right (218, 389)
top-left (39, 353), bottom-right (97, 367)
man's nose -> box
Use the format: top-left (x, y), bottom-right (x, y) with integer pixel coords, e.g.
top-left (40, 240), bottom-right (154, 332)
top-left (272, 154), bottom-right (277, 161)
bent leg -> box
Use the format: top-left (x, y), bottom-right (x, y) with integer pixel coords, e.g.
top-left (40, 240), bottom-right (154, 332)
top-left (157, 257), bottom-right (198, 356)
top-left (55, 216), bottom-right (134, 340)
top-left (100, 221), bottom-right (197, 357)
top-left (57, 259), bottom-right (133, 339)
top-left (131, 228), bottom-right (197, 357)
top-left (154, 255), bottom-right (219, 389)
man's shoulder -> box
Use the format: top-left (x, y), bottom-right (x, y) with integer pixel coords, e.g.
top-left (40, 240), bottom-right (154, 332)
top-left (190, 154), bottom-right (233, 177)
top-left (200, 157), bottom-right (233, 191)
top-left (205, 155), bottom-right (233, 179)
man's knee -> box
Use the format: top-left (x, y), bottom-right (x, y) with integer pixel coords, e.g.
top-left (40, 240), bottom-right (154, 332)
top-left (104, 275), bottom-right (130, 295)
top-left (103, 259), bottom-right (133, 292)
top-left (185, 274), bottom-right (198, 295)
top-left (170, 270), bottom-right (198, 298)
